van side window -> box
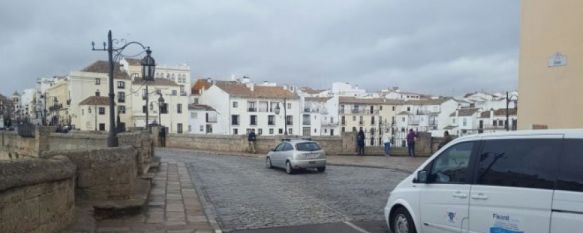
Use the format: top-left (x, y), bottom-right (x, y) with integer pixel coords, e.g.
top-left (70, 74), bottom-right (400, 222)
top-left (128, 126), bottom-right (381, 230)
top-left (476, 139), bottom-right (560, 190)
top-left (428, 142), bottom-right (474, 184)
top-left (557, 140), bottom-right (583, 192)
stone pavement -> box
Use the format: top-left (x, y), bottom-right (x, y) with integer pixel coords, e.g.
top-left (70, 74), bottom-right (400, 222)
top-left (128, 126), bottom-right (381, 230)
top-left (175, 148), bottom-right (428, 173)
top-left (95, 159), bottom-right (215, 233)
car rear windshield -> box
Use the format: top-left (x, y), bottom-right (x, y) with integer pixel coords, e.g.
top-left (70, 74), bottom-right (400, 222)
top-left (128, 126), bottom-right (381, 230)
top-left (296, 142), bottom-right (321, 151)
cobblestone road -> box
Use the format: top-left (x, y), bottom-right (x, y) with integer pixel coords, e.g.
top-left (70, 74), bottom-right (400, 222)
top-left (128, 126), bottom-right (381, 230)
top-left (158, 149), bottom-right (409, 232)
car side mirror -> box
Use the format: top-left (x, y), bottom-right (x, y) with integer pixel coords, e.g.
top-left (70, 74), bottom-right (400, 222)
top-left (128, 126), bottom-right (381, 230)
top-left (413, 170), bottom-right (428, 183)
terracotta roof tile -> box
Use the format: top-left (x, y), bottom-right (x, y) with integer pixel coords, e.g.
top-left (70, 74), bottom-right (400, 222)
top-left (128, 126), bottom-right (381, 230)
top-left (188, 104), bottom-right (215, 111)
top-left (494, 108), bottom-right (517, 116)
top-left (79, 96), bottom-right (110, 106)
top-left (132, 78), bottom-right (179, 86)
top-left (191, 79), bottom-right (212, 95)
top-left (450, 108), bottom-right (480, 117)
top-left (300, 87), bottom-right (325, 94)
top-left (81, 60), bottom-right (130, 80)
top-left (339, 97), bottom-right (403, 105)
top-left (214, 81), bottom-right (298, 99)
top-left (403, 98), bottom-right (450, 105)
top-left (305, 97), bottom-right (332, 102)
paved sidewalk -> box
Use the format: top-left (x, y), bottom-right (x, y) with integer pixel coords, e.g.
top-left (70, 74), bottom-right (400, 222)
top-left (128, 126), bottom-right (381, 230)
top-left (96, 159), bottom-right (215, 233)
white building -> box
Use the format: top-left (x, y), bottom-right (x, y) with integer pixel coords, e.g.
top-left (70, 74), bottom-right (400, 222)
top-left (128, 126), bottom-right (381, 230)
top-left (446, 108), bottom-right (481, 136)
top-left (301, 96), bottom-right (340, 136)
top-left (478, 108), bottom-right (518, 132)
top-left (331, 82), bottom-right (367, 97)
top-left (199, 80), bottom-right (301, 136)
top-left (121, 58), bottom-right (192, 96)
top-left (187, 104), bottom-right (218, 134)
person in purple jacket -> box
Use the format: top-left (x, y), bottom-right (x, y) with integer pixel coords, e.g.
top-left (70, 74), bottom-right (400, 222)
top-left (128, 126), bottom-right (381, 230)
top-left (406, 129), bottom-right (417, 157)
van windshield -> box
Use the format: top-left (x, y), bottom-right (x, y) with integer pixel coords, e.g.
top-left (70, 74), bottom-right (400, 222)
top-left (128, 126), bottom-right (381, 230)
top-left (296, 142), bottom-right (321, 151)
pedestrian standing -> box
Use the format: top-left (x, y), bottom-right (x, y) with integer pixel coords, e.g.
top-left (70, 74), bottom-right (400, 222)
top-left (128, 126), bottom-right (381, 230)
top-left (438, 131), bottom-right (453, 150)
top-left (383, 133), bottom-right (391, 156)
top-left (357, 129), bottom-right (365, 156)
top-left (407, 129), bottom-right (417, 157)
top-left (248, 129), bottom-right (257, 153)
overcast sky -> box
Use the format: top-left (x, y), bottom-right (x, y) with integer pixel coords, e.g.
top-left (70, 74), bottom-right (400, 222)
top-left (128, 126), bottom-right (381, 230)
top-left (0, 0), bottom-right (520, 96)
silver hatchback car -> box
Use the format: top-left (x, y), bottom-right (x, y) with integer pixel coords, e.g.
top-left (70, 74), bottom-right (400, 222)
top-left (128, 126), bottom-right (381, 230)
top-left (265, 139), bottom-right (326, 174)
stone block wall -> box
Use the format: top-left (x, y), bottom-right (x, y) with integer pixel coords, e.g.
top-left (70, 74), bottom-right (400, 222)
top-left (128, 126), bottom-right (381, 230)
top-left (43, 146), bottom-right (138, 201)
top-left (0, 156), bottom-right (76, 233)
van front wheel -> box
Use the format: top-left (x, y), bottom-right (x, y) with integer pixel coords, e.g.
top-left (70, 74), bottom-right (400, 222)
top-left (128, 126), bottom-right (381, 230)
top-left (391, 207), bottom-right (416, 233)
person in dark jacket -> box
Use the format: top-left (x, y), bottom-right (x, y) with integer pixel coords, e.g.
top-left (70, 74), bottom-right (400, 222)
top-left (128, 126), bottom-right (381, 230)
top-left (407, 129), bottom-right (417, 157)
top-left (357, 129), bottom-right (366, 155)
top-left (439, 131), bottom-right (453, 149)
top-left (248, 129), bottom-right (257, 153)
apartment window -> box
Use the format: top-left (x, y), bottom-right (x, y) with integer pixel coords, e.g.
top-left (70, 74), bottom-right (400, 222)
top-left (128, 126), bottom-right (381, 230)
top-left (250, 115), bottom-right (257, 125)
top-left (359, 116), bottom-right (363, 125)
top-left (463, 118), bottom-right (467, 127)
top-left (118, 92), bottom-right (125, 103)
top-left (402, 117), bottom-right (406, 122)
top-left (191, 112), bottom-right (198, 118)
top-left (206, 125), bottom-right (213, 133)
top-left (177, 104), bottom-right (182, 114)
top-left (353, 116), bottom-right (356, 121)
top-left (392, 106), bottom-right (396, 111)
top-left (177, 123), bottom-right (183, 134)
top-left (407, 107), bottom-right (411, 111)
top-left (99, 123), bottom-right (105, 131)
top-left (233, 101), bottom-right (238, 108)
top-left (88, 107), bottom-right (92, 114)
top-left (286, 116), bottom-right (293, 125)
top-left (118, 105), bottom-right (126, 114)
top-left (200, 126), bottom-right (204, 132)
top-left (287, 103), bottom-right (291, 109)
top-left (95, 90), bottom-right (100, 96)
top-left (268, 115), bottom-right (275, 125)
top-left (233, 129), bottom-right (239, 135)
top-left (371, 116), bottom-right (375, 125)
top-left (288, 128), bottom-right (293, 135)
top-left (95, 78), bottom-right (101, 85)
top-left (370, 137), bottom-right (374, 146)
top-left (258, 101), bottom-right (268, 112)
top-left (279, 128), bottom-right (283, 134)
top-left (303, 114), bottom-right (311, 125)
top-left (193, 98), bottom-right (199, 104)
top-left (172, 90), bottom-right (177, 96)
top-left (330, 129), bottom-right (334, 136)
top-left (269, 128), bottom-right (274, 135)
top-left (117, 81), bottom-right (125, 89)
top-left (231, 115), bottom-right (240, 125)
top-left (98, 107), bottom-right (105, 115)
top-left (258, 128), bottom-right (263, 135)
top-left (248, 101), bottom-right (257, 112)
top-left (342, 127), bottom-right (345, 133)
top-left (341, 116), bottom-right (345, 125)
top-left (206, 112), bottom-right (217, 123)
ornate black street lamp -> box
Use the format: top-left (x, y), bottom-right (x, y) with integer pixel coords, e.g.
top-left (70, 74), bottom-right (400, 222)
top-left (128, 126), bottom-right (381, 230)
top-left (274, 99), bottom-right (288, 135)
top-left (92, 30), bottom-right (155, 147)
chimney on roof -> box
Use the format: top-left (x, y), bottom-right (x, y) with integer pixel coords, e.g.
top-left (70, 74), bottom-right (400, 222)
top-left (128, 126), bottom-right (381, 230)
top-left (246, 82), bottom-right (255, 91)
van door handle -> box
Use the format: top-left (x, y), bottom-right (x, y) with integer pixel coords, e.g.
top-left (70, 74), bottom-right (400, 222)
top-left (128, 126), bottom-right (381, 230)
top-left (452, 191), bottom-right (467, 199)
top-left (471, 193), bottom-right (488, 200)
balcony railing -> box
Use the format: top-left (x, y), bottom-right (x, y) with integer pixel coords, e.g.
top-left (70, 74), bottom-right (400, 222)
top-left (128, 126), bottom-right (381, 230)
top-left (248, 108), bottom-right (257, 112)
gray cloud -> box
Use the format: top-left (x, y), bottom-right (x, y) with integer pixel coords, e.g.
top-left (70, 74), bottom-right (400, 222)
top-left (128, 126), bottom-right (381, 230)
top-left (0, 0), bottom-right (519, 96)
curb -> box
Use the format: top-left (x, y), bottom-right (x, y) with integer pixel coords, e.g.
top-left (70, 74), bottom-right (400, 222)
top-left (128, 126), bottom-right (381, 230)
top-left (186, 163), bottom-right (223, 233)
top-left (326, 162), bottom-right (414, 173)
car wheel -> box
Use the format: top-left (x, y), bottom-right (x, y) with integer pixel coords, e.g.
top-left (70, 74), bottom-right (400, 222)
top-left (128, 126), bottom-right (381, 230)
top-left (265, 157), bottom-right (273, 169)
top-left (317, 166), bottom-right (326, 172)
top-left (391, 207), bottom-right (416, 233)
top-left (285, 161), bottom-right (294, 174)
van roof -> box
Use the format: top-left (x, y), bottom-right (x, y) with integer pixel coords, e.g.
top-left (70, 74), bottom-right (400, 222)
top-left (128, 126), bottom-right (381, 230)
top-left (455, 129), bottom-right (583, 142)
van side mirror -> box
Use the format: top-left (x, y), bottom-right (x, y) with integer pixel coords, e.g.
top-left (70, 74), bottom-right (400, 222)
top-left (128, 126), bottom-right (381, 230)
top-left (413, 170), bottom-right (428, 183)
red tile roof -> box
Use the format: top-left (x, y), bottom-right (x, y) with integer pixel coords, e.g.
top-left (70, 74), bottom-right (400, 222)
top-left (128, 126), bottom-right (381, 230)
top-left (214, 81), bottom-right (298, 99)
top-left (79, 96), bottom-right (110, 106)
top-left (132, 78), bottom-right (179, 86)
top-left (81, 60), bottom-right (130, 80)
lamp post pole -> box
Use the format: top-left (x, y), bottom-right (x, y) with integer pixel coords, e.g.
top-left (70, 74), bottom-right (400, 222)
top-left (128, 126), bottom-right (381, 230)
top-left (92, 30), bottom-right (155, 147)
top-left (106, 31), bottom-right (118, 146)
top-left (284, 98), bottom-right (288, 136)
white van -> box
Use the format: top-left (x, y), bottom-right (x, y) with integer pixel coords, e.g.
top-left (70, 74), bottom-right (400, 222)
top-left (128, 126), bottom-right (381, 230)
top-left (384, 130), bottom-right (583, 233)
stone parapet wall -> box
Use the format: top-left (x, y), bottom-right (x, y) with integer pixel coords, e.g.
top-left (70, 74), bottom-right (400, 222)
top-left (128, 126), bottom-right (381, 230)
top-left (43, 146), bottom-right (138, 201)
top-left (166, 134), bottom-right (348, 155)
top-left (0, 156), bottom-right (76, 233)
